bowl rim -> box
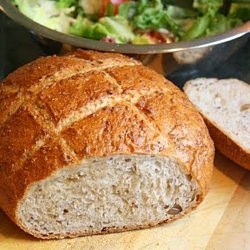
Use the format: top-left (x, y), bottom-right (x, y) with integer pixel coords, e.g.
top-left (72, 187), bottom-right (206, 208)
top-left (1, 0), bottom-right (250, 54)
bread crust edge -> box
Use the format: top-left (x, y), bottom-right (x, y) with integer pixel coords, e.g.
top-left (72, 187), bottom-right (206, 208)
top-left (204, 118), bottom-right (250, 170)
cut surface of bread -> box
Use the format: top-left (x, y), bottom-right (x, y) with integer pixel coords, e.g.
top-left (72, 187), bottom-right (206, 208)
top-left (184, 78), bottom-right (250, 170)
top-left (19, 155), bottom-right (199, 239)
top-left (0, 50), bottom-right (214, 239)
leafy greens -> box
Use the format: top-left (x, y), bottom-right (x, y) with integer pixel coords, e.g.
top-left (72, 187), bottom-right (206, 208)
top-left (13, 0), bottom-right (249, 44)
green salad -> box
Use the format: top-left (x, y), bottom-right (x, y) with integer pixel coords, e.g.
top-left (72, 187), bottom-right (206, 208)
top-left (13, 0), bottom-right (250, 44)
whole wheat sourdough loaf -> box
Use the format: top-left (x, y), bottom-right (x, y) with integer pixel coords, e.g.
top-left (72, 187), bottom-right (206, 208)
top-left (184, 78), bottom-right (250, 170)
top-left (0, 50), bottom-right (214, 239)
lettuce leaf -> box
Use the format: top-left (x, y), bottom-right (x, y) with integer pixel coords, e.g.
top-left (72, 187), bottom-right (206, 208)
top-left (119, 0), bottom-right (181, 38)
top-left (193, 0), bottom-right (223, 14)
top-left (69, 17), bottom-right (109, 39)
top-left (69, 16), bottom-right (135, 43)
top-left (182, 0), bottom-right (244, 40)
top-left (100, 16), bottom-right (135, 43)
top-left (55, 0), bottom-right (77, 9)
top-left (13, 0), bottom-right (75, 33)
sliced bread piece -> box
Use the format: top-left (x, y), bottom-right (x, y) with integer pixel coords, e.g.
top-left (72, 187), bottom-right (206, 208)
top-left (184, 78), bottom-right (250, 170)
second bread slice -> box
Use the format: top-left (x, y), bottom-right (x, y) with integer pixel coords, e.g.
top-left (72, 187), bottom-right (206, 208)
top-left (184, 78), bottom-right (250, 170)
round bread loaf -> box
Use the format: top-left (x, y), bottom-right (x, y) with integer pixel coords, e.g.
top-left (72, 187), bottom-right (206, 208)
top-left (0, 50), bottom-right (214, 239)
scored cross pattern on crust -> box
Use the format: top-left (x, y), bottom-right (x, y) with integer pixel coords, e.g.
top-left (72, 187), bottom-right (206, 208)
top-left (0, 51), bottom-right (172, 177)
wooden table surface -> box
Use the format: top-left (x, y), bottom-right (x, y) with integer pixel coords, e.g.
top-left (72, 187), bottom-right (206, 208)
top-left (0, 153), bottom-right (249, 250)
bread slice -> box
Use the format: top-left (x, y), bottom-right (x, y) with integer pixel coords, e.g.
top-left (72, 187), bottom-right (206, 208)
top-left (184, 78), bottom-right (250, 170)
top-left (0, 50), bottom-right (214, 239)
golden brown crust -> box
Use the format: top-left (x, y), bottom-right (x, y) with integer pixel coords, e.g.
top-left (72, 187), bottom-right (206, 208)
top-left (1, 56), bottom-right (87, 90)
top-left (39, 71), bottom-right (121, 124)
top-left (0, 107), bottom-right (46, 177)
top-left (0, 49), bottom-right (214, 238)
top-left (61, 104), bottom-right (169, 158)
top-left (69, 49), bottom-right (132, 61)
top-left (136, 86), bottom-right (214, 194)
top-left (204, 118), bottom-right (250, 170)
top-left (106, 65), bottom-right (167, 93)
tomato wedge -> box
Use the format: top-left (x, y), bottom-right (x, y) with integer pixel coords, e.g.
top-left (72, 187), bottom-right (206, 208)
top-left (100, 0), bottom-right (128, 17)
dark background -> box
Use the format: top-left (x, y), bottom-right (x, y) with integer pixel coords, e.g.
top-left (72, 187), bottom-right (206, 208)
top-left (0, 11), bottom-right (249, 85)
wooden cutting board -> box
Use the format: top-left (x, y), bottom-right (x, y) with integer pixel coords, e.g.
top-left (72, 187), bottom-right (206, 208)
top-left (0, 153), bottom-right (249, 250)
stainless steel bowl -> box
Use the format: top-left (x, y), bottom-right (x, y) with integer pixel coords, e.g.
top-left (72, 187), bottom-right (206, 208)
top-left (0, 0), bottom-right (250, 54)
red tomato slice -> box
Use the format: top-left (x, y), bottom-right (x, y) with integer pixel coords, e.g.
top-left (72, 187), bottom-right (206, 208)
top-left (100, 0), bottom-right (127, 17)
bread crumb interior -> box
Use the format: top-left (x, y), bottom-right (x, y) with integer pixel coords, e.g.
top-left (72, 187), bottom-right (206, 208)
top-left (19, 155), bottom-right (199, 238)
